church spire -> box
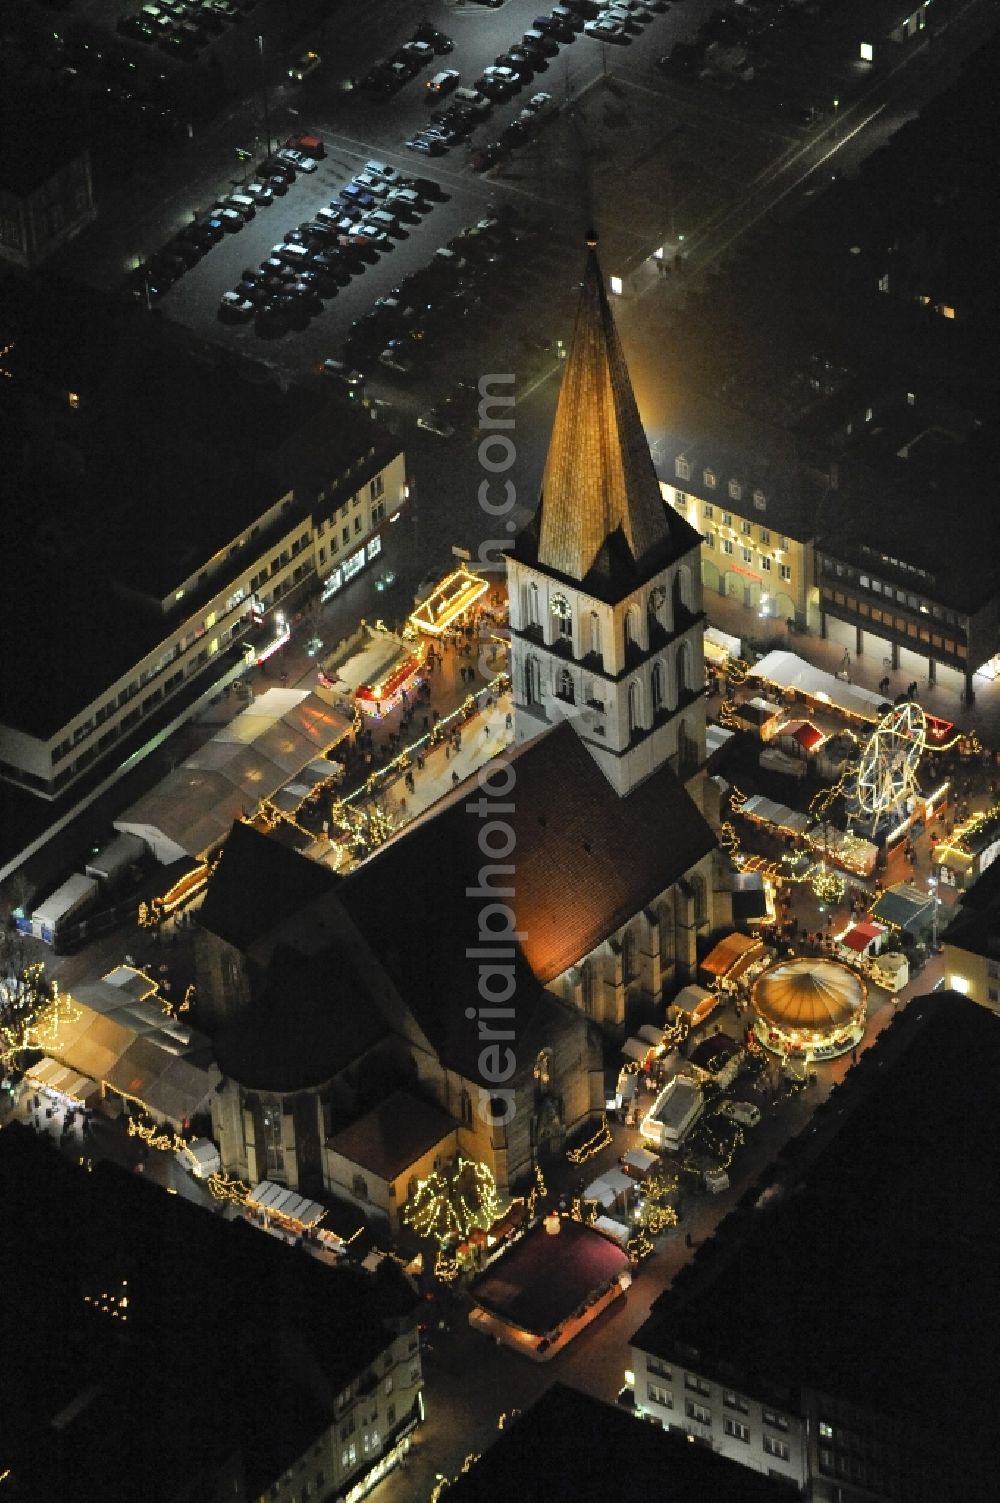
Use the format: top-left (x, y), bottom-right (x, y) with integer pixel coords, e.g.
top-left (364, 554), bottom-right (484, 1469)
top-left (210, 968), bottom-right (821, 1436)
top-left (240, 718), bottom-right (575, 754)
top-left (536, 236), bottom-right (675, 586)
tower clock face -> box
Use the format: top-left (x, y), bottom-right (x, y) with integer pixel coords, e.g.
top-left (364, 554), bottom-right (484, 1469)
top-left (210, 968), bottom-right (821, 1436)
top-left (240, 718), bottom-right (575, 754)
top-left (550, 592), bottom-right (571, 619)
top-left (649, 586), bottom-right (666, 610)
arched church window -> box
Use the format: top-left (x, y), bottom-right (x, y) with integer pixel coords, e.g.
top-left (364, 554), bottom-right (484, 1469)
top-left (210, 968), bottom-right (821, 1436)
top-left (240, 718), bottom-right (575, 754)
top-left (628, 680), bottom-right (643, 735)
top-left (524, 582), bottom-right (541, 627)
top-left (589, 612), bottom-right (602, 656)
top-left (651, 661), bottom-right (664, 713)
top-left (658, 900), bottom-right (675, 964)
top-left (690, 873), bottom-right (708, 925)
top-left (582, 963), bottom-right (594, 1017)
top-left (525, 655), bottom-right (541, 706)
top-left (673, 570), bottom-right (688, 620)
top-left (625, 604), bottom-right (641, 646)
top-left (556, 667), bottom-right (575, 703)
top-left (621, 928), bottom-right (638, 982)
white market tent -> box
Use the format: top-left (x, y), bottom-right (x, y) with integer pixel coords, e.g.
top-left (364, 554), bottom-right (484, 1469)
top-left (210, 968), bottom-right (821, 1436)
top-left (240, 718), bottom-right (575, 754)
top-left (583, 1178), bottom-right (617, 1209)
top-left (248, 1180), bottom-right (327, 1230)
top-left (739, 794), bottom-right (812, 836)
top-left (751, 651), bottom-right (888, 724)
top-left (115, 687), bottom-right (349, 862)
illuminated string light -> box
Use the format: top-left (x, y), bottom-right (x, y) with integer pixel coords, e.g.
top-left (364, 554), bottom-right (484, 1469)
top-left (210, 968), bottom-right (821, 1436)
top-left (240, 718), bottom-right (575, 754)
top-left (402, 1158), bottom-right (499, 1248)
top-left (566, 1113), bottom-right (612, 1166)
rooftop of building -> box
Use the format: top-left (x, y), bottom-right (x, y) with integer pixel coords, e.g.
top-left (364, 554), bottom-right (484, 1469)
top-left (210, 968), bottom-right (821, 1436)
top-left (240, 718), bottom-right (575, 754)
top-left (942, 859), bottom-right (1000, 961)
top-left (631, 991), bottom-right (1000, 1491)
top-left (199, 725), bottom-right (715, 1083)
top-left (325, 1091), bottom-right (456, 1182)
top-left (469, 1217), bottom-right (629, 1337)
top-left (0, 310), bottom-right (398, 739)
top-left (0, 1123), bottom-right (418, 1503)
top-left (512, 240), bottom-right (702, 600)
top-left (446, 1383), bottom-right (798, 1503)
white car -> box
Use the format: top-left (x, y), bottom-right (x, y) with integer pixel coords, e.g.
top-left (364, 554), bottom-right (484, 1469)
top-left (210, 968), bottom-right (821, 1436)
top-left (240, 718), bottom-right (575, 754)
top-left (213, 206), bottom-right (244, 231)
top-left (584, 17), bottom-right (626, 38)
top-left (483, 64), bottom-right (518, 83)
top-left (277, 148), bottom-right (319, 173)
top-left (354, 172), bottom-right (389, 198)
top-left (526, 90), bottom-right (555, 114)
top-left (245, 181), bottom-right (274, 205)
top-left (417, 409), bottom-right (455, 437)
top-left (364, 160), bottom-right (402, 184)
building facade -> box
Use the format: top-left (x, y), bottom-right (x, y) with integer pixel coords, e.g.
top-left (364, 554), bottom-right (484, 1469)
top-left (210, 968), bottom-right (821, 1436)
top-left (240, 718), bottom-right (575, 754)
top-left (0, 147), bottom-right (96, 269)
top-left (0, 448), bottom-right (406, 799)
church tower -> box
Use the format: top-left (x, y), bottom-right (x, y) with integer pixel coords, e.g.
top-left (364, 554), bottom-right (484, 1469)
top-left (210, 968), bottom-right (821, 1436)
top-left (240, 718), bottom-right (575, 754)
top-left (507, 238), bottom-right (708, 799)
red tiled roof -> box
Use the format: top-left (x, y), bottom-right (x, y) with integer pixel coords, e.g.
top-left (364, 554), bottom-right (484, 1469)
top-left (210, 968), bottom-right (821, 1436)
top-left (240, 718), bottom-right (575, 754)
top-left (325, 1092), bottom-right (456, 1183)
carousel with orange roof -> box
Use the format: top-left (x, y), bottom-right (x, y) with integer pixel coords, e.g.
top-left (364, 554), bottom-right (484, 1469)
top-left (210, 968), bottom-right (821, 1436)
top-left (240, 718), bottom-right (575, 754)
top-left (751, 955), bottom-right (867, 1062)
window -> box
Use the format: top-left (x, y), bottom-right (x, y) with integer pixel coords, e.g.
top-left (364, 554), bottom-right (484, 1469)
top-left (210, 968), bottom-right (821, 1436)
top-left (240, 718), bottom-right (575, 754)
top-left (342, 526), bottom-right (350, 546)
top-left (684, 1374), bottom-right (711, 1396)
top-left (819, 1422), bottom-right (834, 1439)
top-left (721, 512), bottom-right (732, 527)
top-left (740, 520), bottom-right (752, 535)
top-left (779, 564), bottom-right (791, 581)
top-left (753, 489), bottom-right (767, 511)
top-left (675, 457), bottom-right (690, 480)
top-left (621, 928), bottom-right (638, 982)
top-left (372, 498), bottom-right (386, 525)
top-left (648, 1383), bottom-right (673, 1408)
top-left (728, 479), bottom-right (742, 502)
top-left (261, 1098), bottom-right (284, 1175)
top-left (675, 491), bottom-right (687, 507)
top-left (387, 1404), bottom-right (396, 1428)
top-left (67, 391), bottom-right (80, 410)
top-left (685, 1400), bottom-right (712, 1425)
top-left (763, 1410), bottom-right (789, 1432)
top-left (648, 1356), bottom-right (672, 1380)
top-left (703, 502), bottom-right (714, 520)
top-left (722, 539), bottom-right (734, 556)
top-left (760, 528), bottom-right (770, 544)
top-left (763, 1436), bottom-right (790, 1461)
top-left (366, 536), bottom-right (382, 561)
top-left (341, 1443), bottom-right (357, 1469)
top-left (352, 1174), bottom-right (369, 1201)
top-left (761, 555), bottom-right (772, 572)
top-left (724, 1418), bottom-right (750, 1443)
top-left (354, 515), bottom-right (363, 535)
top-left (703, 532), bottom-right (715, 548)
top-left (370, 474), bottom-right (385, 502)
top-left (723, 1390), bottom-right (749, 1414)
top-left (741, 547), bottom-right (752, 564)
top-left (703, 468), bottom-right (717, 488)
top-left (651, 661), bottom-right (664, 713)
top-left (557, 611), bottom-right (572, 641)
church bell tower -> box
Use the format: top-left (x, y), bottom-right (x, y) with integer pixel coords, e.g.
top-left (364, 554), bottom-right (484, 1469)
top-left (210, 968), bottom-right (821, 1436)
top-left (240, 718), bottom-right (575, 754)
top-left (506, 237), bottom-right (708, 799)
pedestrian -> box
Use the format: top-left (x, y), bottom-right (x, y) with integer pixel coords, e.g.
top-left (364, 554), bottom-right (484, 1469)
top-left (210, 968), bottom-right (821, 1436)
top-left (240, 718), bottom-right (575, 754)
top-left (451, 769), bottom-right (460, 786)
top-left (505, 711), bottom-right (513, 729)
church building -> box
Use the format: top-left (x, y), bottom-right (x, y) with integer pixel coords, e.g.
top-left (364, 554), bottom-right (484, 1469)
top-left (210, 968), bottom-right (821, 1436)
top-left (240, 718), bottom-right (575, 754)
top-left (194, 239), bottom-right (730, 1205)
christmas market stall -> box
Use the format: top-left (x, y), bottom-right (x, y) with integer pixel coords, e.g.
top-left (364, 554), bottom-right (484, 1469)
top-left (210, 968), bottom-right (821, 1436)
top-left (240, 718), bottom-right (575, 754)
top-left (319, 622), bottom-right (424, 721)
top-left (409, 563), bottom-right (489, 636)
top-left (467, 1216), bottom-right (630, 1362)
top-left (751, 956), bottom-right (867, 1063)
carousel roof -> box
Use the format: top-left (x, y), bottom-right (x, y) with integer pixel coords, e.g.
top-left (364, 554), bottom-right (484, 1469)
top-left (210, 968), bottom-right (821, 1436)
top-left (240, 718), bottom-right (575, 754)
top-left (753, 957), bottom-right (865, 1034)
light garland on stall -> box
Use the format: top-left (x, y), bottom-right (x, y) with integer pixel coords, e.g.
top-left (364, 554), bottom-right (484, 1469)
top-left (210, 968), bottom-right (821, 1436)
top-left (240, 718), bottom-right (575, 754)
top-left (207, 1171), bottom-right (252, 1207)
top-left (566, 1113), bottom-right (612, 1166)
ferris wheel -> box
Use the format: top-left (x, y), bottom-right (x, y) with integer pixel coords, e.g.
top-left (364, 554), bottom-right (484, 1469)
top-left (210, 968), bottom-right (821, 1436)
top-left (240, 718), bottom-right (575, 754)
top-left (856, 702), bottom-right (927, 818)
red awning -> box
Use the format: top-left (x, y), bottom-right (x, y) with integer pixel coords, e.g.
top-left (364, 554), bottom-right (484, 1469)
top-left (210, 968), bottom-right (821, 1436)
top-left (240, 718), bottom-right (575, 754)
top-left (841, 921), bottom-right (885, 953)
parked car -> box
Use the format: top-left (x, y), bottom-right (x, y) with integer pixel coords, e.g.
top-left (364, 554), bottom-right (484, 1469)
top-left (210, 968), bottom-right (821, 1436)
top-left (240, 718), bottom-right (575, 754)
top-left (244, 181), bottom-right (274, 205)
top-left (407, 175), bottom-right (444, 199)
top-left (286, 131), bottom-right (325, 157)
top-left (322, 358), bottom-right (365, 389)
top-left (426, 68), bottom-right (460, 97)
top-left (417, 408), bottom-right (455, 437)
top-left (212, 205), bottom-right (245, 231)
top-left (404, 134), bottom-right (444, 155)
top-left (219, 290), bottom-right (254, 319)
top-left (414, 22), bottom-right (454, 52)
top-left (277, 148), bottom-right (318, 173)
top-left (584, 15), bottom-right (626, 38)
top-left (288, 50), bottom-right (321, 81)
top-left (401, 39), bottom-right (434, 64)
top-left (364, 160), bottom-right (402, 184)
